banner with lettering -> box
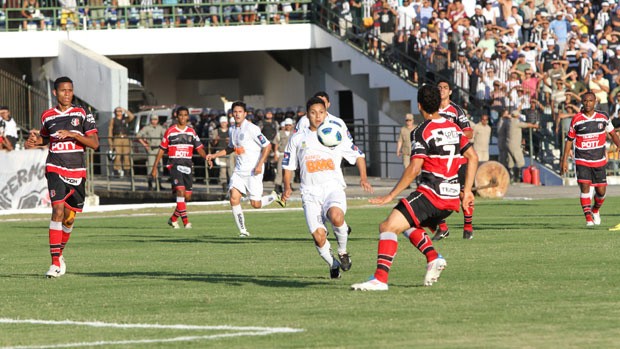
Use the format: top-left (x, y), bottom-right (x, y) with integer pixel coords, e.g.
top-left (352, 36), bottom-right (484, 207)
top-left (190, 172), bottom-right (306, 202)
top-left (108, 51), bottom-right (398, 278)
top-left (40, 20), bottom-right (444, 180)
top-left (0, 149), bottom-right (50, 210)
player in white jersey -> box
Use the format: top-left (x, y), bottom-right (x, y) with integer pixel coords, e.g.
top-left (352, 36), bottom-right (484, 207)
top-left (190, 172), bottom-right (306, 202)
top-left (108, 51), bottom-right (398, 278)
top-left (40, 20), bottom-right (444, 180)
top-left (281, 96), bottom-right (373, 279)
top-left (206, 101), bottom-right (283, 238)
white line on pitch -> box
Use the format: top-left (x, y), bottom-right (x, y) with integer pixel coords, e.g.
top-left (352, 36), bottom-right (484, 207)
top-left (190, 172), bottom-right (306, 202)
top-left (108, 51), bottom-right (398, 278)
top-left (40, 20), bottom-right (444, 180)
top-left (0, 318), bottom-right (303, 349)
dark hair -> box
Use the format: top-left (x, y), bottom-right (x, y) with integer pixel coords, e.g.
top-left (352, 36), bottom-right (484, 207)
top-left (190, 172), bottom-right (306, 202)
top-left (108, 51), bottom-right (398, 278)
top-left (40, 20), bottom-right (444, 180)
top-left (54, 76), bottom-right (73, 90)
top-left (583, 91), bottom-right (596, 100)
top-left (231, 101), bottom-right (246, 112)
top-left (417, 84), bottom-right (441, 114)
top-left (306, 96), bottom-right (326, 112)
top-left (437, 78), bottom-right (451, 90)
top-left (176, 106), bottom-right (189, 115)
top-left (0, 105), bottom-right (8, 111)
top-left (313, 91), bottom-right (330, 102)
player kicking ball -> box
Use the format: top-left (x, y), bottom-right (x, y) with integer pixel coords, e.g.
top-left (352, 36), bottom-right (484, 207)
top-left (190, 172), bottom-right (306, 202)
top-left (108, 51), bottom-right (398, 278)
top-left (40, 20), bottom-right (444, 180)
top-left (351, 84), bottom-right (478, 291)
top-left (281, 96), bottom-right (373, 279)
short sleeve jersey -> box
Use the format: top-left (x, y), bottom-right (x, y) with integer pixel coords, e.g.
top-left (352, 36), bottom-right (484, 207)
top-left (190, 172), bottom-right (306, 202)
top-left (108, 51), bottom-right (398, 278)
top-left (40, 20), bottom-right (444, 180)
top-left (438, 101), bottom-right (472, 133)
top-left (159, 125), bottom-right (203, 168)
top-left (412, 117), bottom-right (472, 211)
top-left (566, 111), bottom-right (614, 168)
top-left (229, 120), bottom-right (270, 175)
top-left (40, 105), bottom-right (98, 178)
top-left (282, 127), bottom-right (364, 191)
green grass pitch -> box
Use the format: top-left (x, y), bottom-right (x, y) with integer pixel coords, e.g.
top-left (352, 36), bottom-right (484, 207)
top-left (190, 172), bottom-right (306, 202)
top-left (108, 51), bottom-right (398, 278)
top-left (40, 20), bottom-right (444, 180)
top-left (1, 197), bottom-right (620, 348)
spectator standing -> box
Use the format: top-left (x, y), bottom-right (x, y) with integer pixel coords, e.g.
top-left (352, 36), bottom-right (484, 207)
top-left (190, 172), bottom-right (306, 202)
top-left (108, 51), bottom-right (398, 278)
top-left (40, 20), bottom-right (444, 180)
top-left (24, 76), bottom-right (99, 278)
top-left (494, 49), bottom-right (513, 83)
top-left (273, 117), bottom-right (294, 194)
top-left (550, 12), bottom-right (569, 54)
top-left (507, 109), bottom-right (539, 182)
top-left (560, 92), bottom-right (620, 226)
top-left (0, 106), bottom-right (18, 149)
top-left (137, 114), bottom-right (165, 190)
top-left (108, 106), bottom-right (135, 177)
top-left (472, 114), bottom-right (491, 161)
top-left (396, 113), bottom-right (416, 169)
top-left (453, 51), bottom-right (472, 103)
top-left (589, 69), bottom-right (610, 114)
top-left (211, 116), bottom-right (233, 191)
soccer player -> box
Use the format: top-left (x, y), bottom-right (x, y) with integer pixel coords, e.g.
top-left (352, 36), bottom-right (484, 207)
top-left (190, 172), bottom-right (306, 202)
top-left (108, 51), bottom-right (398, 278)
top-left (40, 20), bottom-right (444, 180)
top-left (434, 79), bottom-right (475, 240)
top-left (351, 83), bottom-right (478, 291)
top-left (205, 101), bottom-right (282, 238)
top-left (151, 106), bottom-right (209, 229)
top-left (25, 76), bottom-right (99, 278)
top-left (281, 96), bottom-right (373, 278)
top-left (560, 92), bottom-right (620, 226)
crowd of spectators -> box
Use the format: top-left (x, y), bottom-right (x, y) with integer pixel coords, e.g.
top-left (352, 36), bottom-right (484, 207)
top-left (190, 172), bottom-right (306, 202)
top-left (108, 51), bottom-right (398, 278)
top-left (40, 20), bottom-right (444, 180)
top-left (0, 0), bottom-right (312, 30)
top-left (323, 0), bottom-right (620, 168)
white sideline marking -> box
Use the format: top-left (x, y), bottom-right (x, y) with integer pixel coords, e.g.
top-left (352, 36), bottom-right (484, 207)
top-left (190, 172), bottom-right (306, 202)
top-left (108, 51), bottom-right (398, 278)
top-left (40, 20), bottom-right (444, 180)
top-left (0, 318), bottom-right (303, 349)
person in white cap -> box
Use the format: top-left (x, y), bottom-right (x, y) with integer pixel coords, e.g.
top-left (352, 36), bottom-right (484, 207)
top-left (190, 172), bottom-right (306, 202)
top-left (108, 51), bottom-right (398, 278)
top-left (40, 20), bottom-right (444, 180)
top-left (273, 117), bottom-right (295, 195)
top-left (210, 115), bottom-right (233, 191)
top-left (597, 39), bottom-right (614, 65)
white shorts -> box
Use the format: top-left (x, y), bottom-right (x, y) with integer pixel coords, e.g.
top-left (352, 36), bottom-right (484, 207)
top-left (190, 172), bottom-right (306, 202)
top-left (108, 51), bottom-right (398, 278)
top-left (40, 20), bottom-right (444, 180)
top-left (229, 172), bottom-right (264, 201)
top-left (301, 186), bottom-right (347, 234)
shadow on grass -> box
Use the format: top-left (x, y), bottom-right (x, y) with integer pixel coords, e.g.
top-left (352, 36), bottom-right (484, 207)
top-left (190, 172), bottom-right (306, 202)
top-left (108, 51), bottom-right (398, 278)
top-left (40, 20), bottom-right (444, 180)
top-left (72, 271), bottom-right (331, 288)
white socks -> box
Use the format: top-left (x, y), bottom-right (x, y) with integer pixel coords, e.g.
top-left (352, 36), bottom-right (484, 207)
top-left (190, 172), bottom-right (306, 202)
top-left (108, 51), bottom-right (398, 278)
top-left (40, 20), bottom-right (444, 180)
top-left (231, 204), bottom-right (247, 233)
top-left (333, 223), bottom-right (349, 255)
top-left (316, 239), bottom-right (335, 268)
top-left (260, 192), bottom-right (276, 207)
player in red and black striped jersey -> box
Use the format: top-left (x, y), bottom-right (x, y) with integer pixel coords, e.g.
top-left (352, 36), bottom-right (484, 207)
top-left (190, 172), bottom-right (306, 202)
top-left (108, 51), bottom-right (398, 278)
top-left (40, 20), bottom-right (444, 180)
top-left (352, 84), bottom-right (478, 291)
top-left (151, 106), bottom-right (209, 229)
top-left (435, 79), bottom-right (475, 240)
top-left (560, 92), bottom-right (620, 226)
top-left (25, 76), bottom-right (100, 278)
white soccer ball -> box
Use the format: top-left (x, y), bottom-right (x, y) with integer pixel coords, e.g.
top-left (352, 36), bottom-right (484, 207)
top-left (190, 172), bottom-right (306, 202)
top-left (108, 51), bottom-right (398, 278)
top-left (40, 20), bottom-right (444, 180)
top-left (317, 121), bottom-right (344, 148)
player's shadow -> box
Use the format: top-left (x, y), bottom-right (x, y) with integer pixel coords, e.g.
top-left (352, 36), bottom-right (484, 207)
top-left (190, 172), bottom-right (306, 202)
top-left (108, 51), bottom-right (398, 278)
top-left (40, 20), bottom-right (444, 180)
top-left (73, 271), bottom-right (328, 288)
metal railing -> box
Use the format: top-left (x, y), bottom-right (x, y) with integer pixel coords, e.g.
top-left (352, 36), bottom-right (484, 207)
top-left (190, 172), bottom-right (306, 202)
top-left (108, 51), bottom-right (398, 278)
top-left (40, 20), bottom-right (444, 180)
top-left (0, 1), bottom-right (313, 31)
top-left (0, 70), bottom-right (48, 131)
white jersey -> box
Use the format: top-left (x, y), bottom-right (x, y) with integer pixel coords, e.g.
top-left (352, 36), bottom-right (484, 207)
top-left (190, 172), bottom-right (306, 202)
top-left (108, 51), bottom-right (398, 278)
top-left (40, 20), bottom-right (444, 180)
top-left (283, 127), bottom-right (364, 192)
top-left (228, 119), bottom-right (270, 176)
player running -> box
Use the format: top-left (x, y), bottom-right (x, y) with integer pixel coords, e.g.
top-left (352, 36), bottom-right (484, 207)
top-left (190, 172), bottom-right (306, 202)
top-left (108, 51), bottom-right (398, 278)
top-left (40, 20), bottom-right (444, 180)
top-left (206, 101), bottom-right (283, 238)
top-left (560, 92), bottom-right (620, 226)
top-left (281, 96), bottom-right (373, 279)
top-left (151, 106), bottom-right (209, 229)
top-left (25, 76), bottom-right (99, 278)
top-left (434, 79), bottom-right (475, 240)
top-left (351, 83), bottom-right (478, 291)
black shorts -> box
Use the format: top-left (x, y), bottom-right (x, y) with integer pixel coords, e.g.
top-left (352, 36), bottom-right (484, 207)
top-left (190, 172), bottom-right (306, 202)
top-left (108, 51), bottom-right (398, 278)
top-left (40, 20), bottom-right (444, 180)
top-left (170, 164), bottom-right (193, 192)
top-left (394, 191), bottom-right (453, 230)
top-left (46, 172), bottom-right (86, 212)
top-left (576, 165), bottom-right (607, 187)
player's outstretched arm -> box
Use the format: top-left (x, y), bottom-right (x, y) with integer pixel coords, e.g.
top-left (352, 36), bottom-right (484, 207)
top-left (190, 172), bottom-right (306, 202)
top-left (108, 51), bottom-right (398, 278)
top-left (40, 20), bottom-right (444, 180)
top-left (369, 157), bottom-right (422, 205)
top-left (355, 157), bottom-right (373, 193)
top-left (196, 147), bottom-right (213, 169)
top-left (610, 129), bottom-right (620, 149)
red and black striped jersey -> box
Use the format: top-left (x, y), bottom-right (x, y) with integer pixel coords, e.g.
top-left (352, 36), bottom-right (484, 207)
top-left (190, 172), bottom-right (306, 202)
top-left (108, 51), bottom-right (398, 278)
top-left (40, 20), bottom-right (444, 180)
top-left (439, 101), bottom-right (472, 133)
top-left (411, 117), bottom-right (472, 211)
top-left (566, 111), bottom-right (614, 168)
top-left (160, 125), bottom-right (204, 168)
top-left (40, 105), bottom-right (98, 178)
